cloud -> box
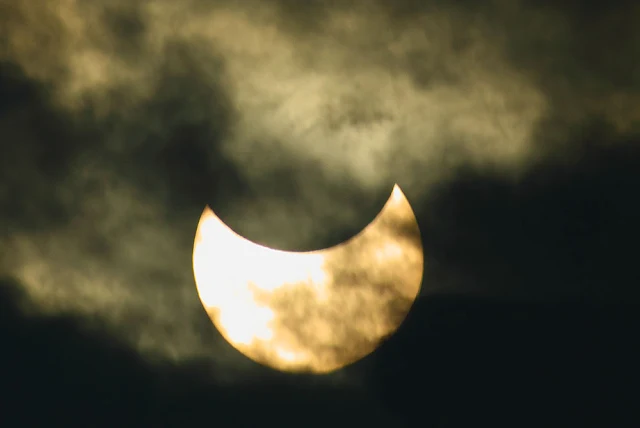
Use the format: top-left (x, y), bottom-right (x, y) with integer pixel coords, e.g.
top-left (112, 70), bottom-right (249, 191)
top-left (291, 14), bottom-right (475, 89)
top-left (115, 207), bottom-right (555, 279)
top-left (0, 277), bottom-right (394, 426)
top-left (419, 123), bottom-right (640, 300)
top-left (1, 0), bottom-right (638, 379)
top-left (2, 0), bottom-right (547, 192)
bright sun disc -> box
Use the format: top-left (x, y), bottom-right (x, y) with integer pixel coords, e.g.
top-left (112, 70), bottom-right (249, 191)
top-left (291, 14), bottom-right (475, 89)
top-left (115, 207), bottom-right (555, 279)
top-left (192, 184), bottom-right (423, 373)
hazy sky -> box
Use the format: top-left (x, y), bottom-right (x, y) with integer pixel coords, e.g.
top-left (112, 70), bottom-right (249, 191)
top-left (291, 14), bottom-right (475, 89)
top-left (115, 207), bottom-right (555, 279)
top-left (1, 1), bottom-right (639, 423)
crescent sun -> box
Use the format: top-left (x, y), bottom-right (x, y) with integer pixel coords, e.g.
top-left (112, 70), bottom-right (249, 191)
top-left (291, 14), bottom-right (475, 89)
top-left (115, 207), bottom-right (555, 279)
top-left (192, 184), bottom-right (424, 374)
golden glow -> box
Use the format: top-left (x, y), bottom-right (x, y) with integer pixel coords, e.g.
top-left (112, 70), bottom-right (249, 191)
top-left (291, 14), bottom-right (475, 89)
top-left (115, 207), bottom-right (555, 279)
top-left (192, 184), bottom-right (423, 373)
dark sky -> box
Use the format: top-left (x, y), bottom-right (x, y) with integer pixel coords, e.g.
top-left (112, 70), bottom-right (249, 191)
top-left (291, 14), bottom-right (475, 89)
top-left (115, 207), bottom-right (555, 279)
top-left (1, 0), bottom-right (639, 426)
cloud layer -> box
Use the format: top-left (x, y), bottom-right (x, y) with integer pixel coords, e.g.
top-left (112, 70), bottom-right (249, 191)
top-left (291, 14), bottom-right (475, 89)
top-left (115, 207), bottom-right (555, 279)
top-left (1, 0), bottom-right (638, 379)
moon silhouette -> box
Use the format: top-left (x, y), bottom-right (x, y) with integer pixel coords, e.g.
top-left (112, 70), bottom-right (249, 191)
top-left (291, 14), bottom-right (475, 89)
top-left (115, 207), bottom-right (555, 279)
top-left (192, 184), bottom-right (423, 373)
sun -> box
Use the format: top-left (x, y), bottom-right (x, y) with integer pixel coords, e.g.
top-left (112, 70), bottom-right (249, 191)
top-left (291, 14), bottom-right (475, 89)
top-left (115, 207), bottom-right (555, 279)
top-left (192, 184), bottom-right (423, 373)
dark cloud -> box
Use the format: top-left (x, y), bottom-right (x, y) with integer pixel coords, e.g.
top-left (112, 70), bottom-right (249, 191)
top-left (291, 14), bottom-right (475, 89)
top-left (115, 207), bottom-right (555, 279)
top-left (413, 116), bottom-right (640, 301)
top-left (270, 0), bottom-right (639, 125)
top-left (0, 61), bottom-right (85, 236)
top-left (495, 0), bottom-right (640, 126)
top-left (369, 295), bottom-right (640, 426)
top-left (1, 0), bottom-right (639, 424)
top-left (0, 34), bottom-right (251, 367)
top-left (3, 276), bottom-right (638, 426)
top-left (100, 3), bottom-right (147, 58)
top-left (0, 35), bottom-right (241, 227)
top-left (0, 277), bottom-right (395, 427)
top-left (91, 39), bottom-right (242, 211)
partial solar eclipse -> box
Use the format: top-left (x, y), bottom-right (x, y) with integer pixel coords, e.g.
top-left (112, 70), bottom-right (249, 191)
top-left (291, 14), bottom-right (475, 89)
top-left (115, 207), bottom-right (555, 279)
top-left (192, 184), bottom-right (423, 373)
